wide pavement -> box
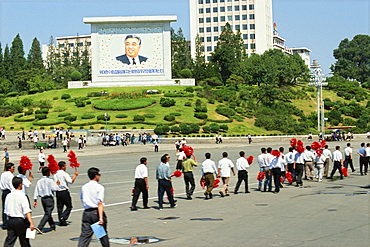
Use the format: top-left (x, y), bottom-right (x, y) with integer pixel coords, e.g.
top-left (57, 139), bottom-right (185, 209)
top-left (0, 137), bottom-right (369, 246)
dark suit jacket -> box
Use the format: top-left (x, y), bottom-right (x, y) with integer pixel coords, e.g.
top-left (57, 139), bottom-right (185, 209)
top-left (116, 54), bottom-right (148, 65)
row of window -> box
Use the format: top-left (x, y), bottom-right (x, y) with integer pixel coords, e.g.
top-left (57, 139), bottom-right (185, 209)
top-left (200, 33), bottom-right (255, 42)
top-left (199, 4), bottom-right (254, 13)
top-left (199, 14), bottom-right (254, 23)
top-left (199, 24), bottom-right (255, 33)
top-left (202, 43), bottom-right (256, 54)
top-left (199, 0), bottom-right (248, 4)
top-left (58, 42), bottom-right (91, 48)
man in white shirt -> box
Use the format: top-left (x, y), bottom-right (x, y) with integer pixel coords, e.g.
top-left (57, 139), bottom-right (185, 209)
top-left (269, 147), bottom-right (285, 193)
top-left (328, 146), bottom-right (344, 179)
top-left (0, 163), bottom-right (15, 229)
top-left (4, 177), bottom-right (35, 246)
top-left (315, 151), bottom-right (326, 182)
top-left (33, 167), bottom-right (60, 233)
top-left (344, 143), bottom-right (355, 172)
top-left (37, 148), bottom-right (45, 173)
top-left (54, 161), bottom-right (78, 226)
top-left (303, 146), bottom-right (315, 180)
top-left (217, 152), bottom-right (235, 197)
top-left (201, 153), bottom-right (217, 199)
top-left (234, 151), bottom-right (250, 194)
top-left (131, 157), bottom-right (149, 211)
top-left (264, 147), bottom-right (274, 191)
top-left (78, 167), bottom-right (109, 247)
top-left (285, 147), bottom-right (295, 185)
top-left (322, 145), bottom-right (332, 178)
top-left (294, 150), bottom-right (305, 187)
top-left (175, 148), bottom-right (186, 170)
top-left (366, 143), bottom-right (370, 171)
top-left (257, 148), bottom-right (269, 191)
top-left (17, 166), bottom-right (32, 196)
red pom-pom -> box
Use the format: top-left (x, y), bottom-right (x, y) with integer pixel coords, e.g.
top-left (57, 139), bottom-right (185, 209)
top-left (297, 140), bottom-right (304, 146)
top-left (280, 176), bottom-right (284, 183)
top-left (290, 138), bottom-right (297, 147)
top-left (181, 145), bottom-right (194, 156)
top-left (200, 177), bottom-right (206, 189)
top-left (342, 167), bottom-right (348, 177)
top-left (320, 140), bottom-right (327, 148)
top-left (213, 178), bottom-right (220, 188)
top-left (296, 145), bottom-right (305, 153)
top-left (316, 149), bottom-right (323, 157)
top-left (286, 172), bottom-right (293, 184)
top-left (271, 150), bottom-right (281, 157)
top-left (131, 187), bottom-right (135, 196)
top-left (247, 156), bottom-right (253, 164)
top-left (311, 141), bottom-right (321, 150)
top-left (67, 150), bottom-right (80, 168)
top-left (19, 156), bottom-right (33, 171)
top-left (47, 155), bottom-right (59, 175)
top-left (256, 172), bottom-right (265, 181)
top-left (173, 170), bottom-right (182, 178)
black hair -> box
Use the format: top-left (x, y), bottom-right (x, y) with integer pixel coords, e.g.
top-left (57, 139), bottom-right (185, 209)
top-left (58, 161), bottom-right (66, 169)
top-left (17, 166), bottom-right (25, 174)
top-left (140, 157), bottom-right (147, 164)
top-left (125, 35), bottom-right (142, 45)
top-left (279, 147), bottom-right (284, 152)
top-left (42, 167), bottom-right (50, 176)
top-left (160, 154), bottom-right (168, 163)
top-left (267, 147), bottom-right (272, 153)
top-left (239, 151), bottom-right (245, 157)
top-left (222, 152), bottom-right (228, 158)
top-left (12, 177), bottom-right (23, 189)
top-left (261, 148), bottom-right (266, 153)
top-left (205, 153), bottom-right (211, 159)
top-left (5, 163), bottom-right (14, 171)
top-left (87, 167), bottom-right (100, 180)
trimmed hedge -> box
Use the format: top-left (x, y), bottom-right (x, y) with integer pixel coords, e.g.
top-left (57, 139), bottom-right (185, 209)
top-left (61, 94), bottom-right (71, 100)
top-left (81, 113), bottom-right (95, 119)
top-left (143, 113), bottom-right (155, 118)
top-left (194, 112), bottom-right (208, 119)
top-left (94, 98), bottom-right (156, 110)
top-left (58, 112), bottom-right (71, 117)
top-left (115, 114), bottom-right (128, 118)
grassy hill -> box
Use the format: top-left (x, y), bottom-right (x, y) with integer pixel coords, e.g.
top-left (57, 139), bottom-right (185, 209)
top-left (1, 84), bottom-right (367, 135)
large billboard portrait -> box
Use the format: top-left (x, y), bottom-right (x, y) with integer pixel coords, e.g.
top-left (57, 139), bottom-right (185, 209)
top-left (98, 26), bottom-right (164, 76)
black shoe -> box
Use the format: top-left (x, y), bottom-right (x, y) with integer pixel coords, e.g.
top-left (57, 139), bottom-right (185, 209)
top-left (187, 195), bottom-right (192, 200)
top-left (245, 191), bottom-right (250, 193)
top-left (130, 207), bottom-right (138, 211)
top-left (263, 187), bottom-right (266, 192)
top-left (204, 192), bottom-right (209, 199)
top-left (170, 204), bottom-right (177, 208)
top-left (59, 218), bottom-right (67, 226)
top-left (279, 184), bottom-right (283, 188)
top-left (268, 190), bottom-right (272, 192)
top-left (143, 206), bottom-right (150, 209)
top-left (234, 191), bottom-right (238, 194)
top-left (352, 169), bottom-right (356, 172)
top-left (295, 184), bottom-right (299, 187)
top-left (219, 191), bottom-right (225, 197)
top-left (209, 193), bottom-right (213, 199)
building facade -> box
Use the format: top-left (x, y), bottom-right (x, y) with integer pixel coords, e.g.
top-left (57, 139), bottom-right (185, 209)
top-left (292, 47), bottom-right (311, 67)
top-left (190, 0), bottom-right (273, 60)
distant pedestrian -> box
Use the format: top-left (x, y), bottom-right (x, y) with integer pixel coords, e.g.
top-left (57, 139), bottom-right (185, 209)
top-left (344, 143), bottom-right (355, 172)
top-left (131, 157), bottom-right (149, 211)
top-left (2, 148), bottom-right (9, 170)
top-left (153, 139), bottom-right (159, 152)
top-left (201, 153), bottom-right (217, 199)
top-left (234, 151), bottom-right (250, 194)
top-left (37, 149), bottom-right (45, 173)
top-left (217, 152), bottom-right (235, 197)
top-left (248, 134), bottom-right (252, 144)
top-left (156, 154), bottom-right (176, 210)
top-left (327, 146), bottom-right (343, 179)
top-left (181, 155), bottom-right (198, 200)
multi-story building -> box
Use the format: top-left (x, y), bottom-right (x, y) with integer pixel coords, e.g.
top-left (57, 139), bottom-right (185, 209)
top-left (292, 47), bottom-right (311, 67)
top-left (189, 0), bottom-right (273, 60)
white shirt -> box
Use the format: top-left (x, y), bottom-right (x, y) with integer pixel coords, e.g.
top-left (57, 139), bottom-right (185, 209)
top-left (134, 164), bottom-right (148, 179)
top-left (265, 153), bottom-right (275, 166)
top-left (38, 152), bottom-right (45, 163)
top-left (269, 155), bottom-right (284, 169)
top-left (315, 154), bottom-right (326, 164)
top-left (202, 159), bottom-right (217, 175)
top-left (33, 176), bottom-right (59, 199)
top-left (294, 152), bottom-right (305, 164)
top-left (54, 170), bottom-right (73, 191)
top-left (62, 139), bottom-right (68, 146)
top-left (218, 158), bottom-right (234, 177)
top-left (303, 150), bottom-right (315, 162)
top-left (80, 180), bottom-right (105, 209)
top-left (176, 151), bottom-right (186, 161)
top-left (4, 190), bottom-right (31, 218)
top-left (332, 150), bottom-right (343, 161)
top-left (323, 149), bottom-right (332, 159)
top-left (17, 174), bottom-right (31, 195)
top-left (0, 171), bottom-right (14, 191)
top-left (257, 153), bottom-right (268, 168)
top-left (366, 147), bottom-right (370, 157)
top-left (236, 157), bottom-right (249, 170)
top-left (33, 136), bottom-right (38, 143)
top-left (344, 147), bottom-right (352, 157)
top-left (285, 152), bottom-right (294, 164)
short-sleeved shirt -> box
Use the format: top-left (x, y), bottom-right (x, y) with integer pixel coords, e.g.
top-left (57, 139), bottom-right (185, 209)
top-left (17, 174), bottom-right (31, 195)
top-left (218, 158), bottom-right (234, 177)
top-left (134, 164), bottom-right (148, 179)
top-left (80, 180), bottom-right (105, 209)
top-left (5, 190), bottom-right (31, 218)
top-left (332, 150), bottom-right (343, 161)
top-left (344, 147), bottom-right (352, 156)
top-left (236, 157), bottom-right (249, 171)
top-left (202, 159), bottom-right (217, 174)
top-left (54, 170), bottom-right (73, 191)
top-left (0, 171), bottom-right (14, 191)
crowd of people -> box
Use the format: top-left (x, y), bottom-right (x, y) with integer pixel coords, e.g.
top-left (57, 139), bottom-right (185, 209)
top-left (100, 132), bottom-right (159, 148)
top-left (1, 135), bottom-right (369, 246)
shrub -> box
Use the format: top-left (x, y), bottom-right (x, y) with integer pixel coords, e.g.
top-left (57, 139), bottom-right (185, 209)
top-left (75, 98), bottom-right (86, 107)
top-left (6, 92), bottom-right (18, 97)
top-left (112, 126), bottom-right (117, 129)
top-left (97, 114), bottom-right (110, 121)
top-left (28, 88), bottom-right (39, 94)
top-left (133, 115), bottom-right (145, 121)
top-left (100, 126), bottom-right (105, 129)
top-left (86, 100), bottom-right (91, 105)
top-left (171, 126), bottom-right (180, 133)
top-left (170, 112), bottom-right (181, 116)
top-left (194, 106), bottom-right (207, 112)
top-left (185, 87), bottom-right (194, 93)
top-left (35, 114), bottom-right (47, 120)
top-left (49, 126), bottom-right (54, 130)
top-left (216, 106), bottom-right (236, 118)
top-left (115, 114), bottom-right (128, 118)
top-left (54, 106), bottom-right (66, 112)
top-left (58, 112), bottom-right (71, 117)
top-left (24, 108), bottom-right (33, 116)
top-left (61, 94), bottom-right (71, 100)
top-left (81, 113), bottom-right (95, 119)
top-left (194, 112), bottom-right (208, 119)
top-left (184, 102), bottom-right (192, 107)
top-left (90, 126), bottom-right (94, 129)
top-left (154, 126), bottom-right (165, 135)
top-left (79, 126), bottom-right (84, 129)
top-left (209, 123), bottom-right (220, 133)
top-left (71, 71), bottom-right (82, 81)
top-left (143, 113), bottom-right (155, 118)
top-left (40, 108), bottom-right (49, 113)
top-left (202, 126), bottom-right (211, 133)
top-left (53, 96), bottom-right (59, 100)
top-left (159, 97), bottom-right (176, 107)
top-left (164, 115), bottom-right (175, 121)
top-left (220, 124), bottom-right (229, 131)
top-left (122, 126), bottom-right (126, 129)
top-left (21, 98), bottom-right (33, 107)
top-left (179, 68), bottom-right (192, 78)
top-left (94, 98), bottom-right (156, 110)
top-left (64, 115), bottom-right (77, 122)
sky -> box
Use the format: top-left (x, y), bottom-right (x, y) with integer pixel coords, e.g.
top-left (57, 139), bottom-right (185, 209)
top-left (0, 0), bottom-right (369, 75)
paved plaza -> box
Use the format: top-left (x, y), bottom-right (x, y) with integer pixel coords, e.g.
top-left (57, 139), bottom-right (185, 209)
top-left (0, 136), bottom-right (369, 246)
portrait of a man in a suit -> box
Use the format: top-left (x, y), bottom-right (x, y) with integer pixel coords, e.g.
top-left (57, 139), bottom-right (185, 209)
top-left (116, 35), bottom-right (148, 65)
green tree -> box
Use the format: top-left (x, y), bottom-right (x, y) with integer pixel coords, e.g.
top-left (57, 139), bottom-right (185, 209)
top-left (61, 39), bottom-right (71, 67)
top-left (171, 28), bottom-right (192, 78)
top-left (79, 41), bottom-right (91, 80)
top-left (192, 34), bottom-right (206, 82)
top-left (211, 23), bottom-right (246, 83)
top-left (9, 34), bottom-right (26, 82)
top-left (72, 35), bottom-right (81, 69)
top-left (0, 43), bottom-right (3, 79)
top-left (46, 36), bottom-right (57, 75)
top-left (27, 37), bottom-right (44, 70)
top-left (331, 34), bottom-right (370, 84)
top-left (3, 45), bottom-right (10, 80)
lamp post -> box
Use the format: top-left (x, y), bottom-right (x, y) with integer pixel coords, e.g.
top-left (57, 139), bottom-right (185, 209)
top-left (104, 113), bottom-right (109, 134)
top-left (308, 60), bottom-right (328, 140)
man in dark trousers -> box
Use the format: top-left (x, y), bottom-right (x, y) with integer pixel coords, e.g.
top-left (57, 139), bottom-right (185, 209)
top-left (181, 155), bottom-right (198, 200)
top-left (54, 161), bottom-right (78, 226)
top-left (4, 177), bottom-right (35, 247)
top-left (131, 157), bottom-right (149, 211)
top-left (234, 151), bottom-right (250, 194)
top-left (33, 167), bottom-right (59, 233)
top-left (0, 162), bottom-right (15, 229)
top-left (78, 167), bottom-right (109, 247)
top-left (156, 155), bottom-right (176, 210)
